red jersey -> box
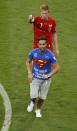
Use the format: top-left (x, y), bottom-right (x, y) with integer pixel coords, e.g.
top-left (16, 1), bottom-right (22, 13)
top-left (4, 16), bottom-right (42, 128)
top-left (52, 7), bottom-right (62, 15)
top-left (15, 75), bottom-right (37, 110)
top-left (33, 16), bottom-right (56, 51)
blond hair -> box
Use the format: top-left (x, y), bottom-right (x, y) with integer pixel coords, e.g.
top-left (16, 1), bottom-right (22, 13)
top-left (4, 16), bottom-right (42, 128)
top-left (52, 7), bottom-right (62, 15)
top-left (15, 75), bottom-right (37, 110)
top-left (40, 4), bottom-right (49, 11)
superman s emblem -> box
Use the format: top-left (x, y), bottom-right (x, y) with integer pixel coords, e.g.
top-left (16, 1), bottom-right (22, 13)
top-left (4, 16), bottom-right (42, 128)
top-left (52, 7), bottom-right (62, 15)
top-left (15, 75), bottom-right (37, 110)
top-left (34, 59), bottom-right (47, 68)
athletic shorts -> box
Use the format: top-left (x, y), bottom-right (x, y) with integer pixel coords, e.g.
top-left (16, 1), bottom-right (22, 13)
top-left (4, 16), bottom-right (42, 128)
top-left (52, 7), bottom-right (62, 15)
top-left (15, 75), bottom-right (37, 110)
top-left (30, 78), bottom-right (52, 100)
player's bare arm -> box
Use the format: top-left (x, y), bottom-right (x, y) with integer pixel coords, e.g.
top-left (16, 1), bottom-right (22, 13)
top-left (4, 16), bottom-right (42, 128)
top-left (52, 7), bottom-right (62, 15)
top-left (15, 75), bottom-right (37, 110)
top-left (48, 63), bottom-right (60, 77)
top-left (50, 63), bottom-right (60, 76)
top-left (53, 32), bottom-right (60, 56)
top-left (42, 63), bottom-right (60, 79)
top-left (26, 59), bottom-right (33, 83)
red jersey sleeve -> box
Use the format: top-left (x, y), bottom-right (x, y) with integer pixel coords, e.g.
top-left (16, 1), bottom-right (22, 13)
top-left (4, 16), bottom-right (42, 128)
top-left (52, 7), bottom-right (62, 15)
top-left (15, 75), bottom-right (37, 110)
top-left (33, 16), bottom-right (39, 24)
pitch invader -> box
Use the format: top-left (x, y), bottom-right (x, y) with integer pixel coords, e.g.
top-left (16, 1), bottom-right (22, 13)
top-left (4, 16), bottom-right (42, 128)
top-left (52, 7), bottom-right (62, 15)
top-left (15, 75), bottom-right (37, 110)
top-left (26, 36), bottom-right (60, 118)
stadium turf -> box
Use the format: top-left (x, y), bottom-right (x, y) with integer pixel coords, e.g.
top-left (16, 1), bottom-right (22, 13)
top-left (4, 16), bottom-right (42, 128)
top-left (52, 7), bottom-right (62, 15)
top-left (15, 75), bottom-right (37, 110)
top-left (0, 0), bottom-right (77, 131)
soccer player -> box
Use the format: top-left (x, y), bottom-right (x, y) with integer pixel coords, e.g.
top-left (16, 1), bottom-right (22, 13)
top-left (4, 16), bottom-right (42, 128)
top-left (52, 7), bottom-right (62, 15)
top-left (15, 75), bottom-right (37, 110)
top-left (26, 36), bottom-right (60, 118)
top-left (28, 4), bottom-right (59, 56)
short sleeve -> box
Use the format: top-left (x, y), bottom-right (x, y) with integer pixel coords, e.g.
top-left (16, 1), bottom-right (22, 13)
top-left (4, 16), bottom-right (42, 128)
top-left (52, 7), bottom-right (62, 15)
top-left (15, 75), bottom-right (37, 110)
top-left (33, 16), bottom-right (38, 24)
top-left (34, 16), bottom-right (40, 24)
top-left (50, 53), bottom-right (57, 64)
top-left (28, 51), bottom-right (33, 60)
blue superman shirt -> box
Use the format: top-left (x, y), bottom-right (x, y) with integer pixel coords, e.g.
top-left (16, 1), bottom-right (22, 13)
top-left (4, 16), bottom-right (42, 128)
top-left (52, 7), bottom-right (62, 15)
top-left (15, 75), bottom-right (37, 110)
top-left (28, 48), bottom-right (57, 80)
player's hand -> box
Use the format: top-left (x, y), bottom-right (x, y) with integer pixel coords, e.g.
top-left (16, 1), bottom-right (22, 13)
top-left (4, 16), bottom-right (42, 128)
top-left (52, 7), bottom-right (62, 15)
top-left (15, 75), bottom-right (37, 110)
top-left (53, 49), bottom-right (60, 56)
top-left (28, 73), bottom-right (33, 83)
top-left (42, 74), bottom-right (50, 79)
top-left (28, 14), bottom-right (32, 19)
top-left (28, 14), bottom-right (34, 23)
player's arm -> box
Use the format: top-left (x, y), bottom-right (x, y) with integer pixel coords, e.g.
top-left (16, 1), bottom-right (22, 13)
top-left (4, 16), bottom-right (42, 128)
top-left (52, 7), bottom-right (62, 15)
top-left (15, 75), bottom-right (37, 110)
top-left (26, 58), bottom-right (33, 83)
top-left (42, 63), bottom-right (60, 79)
top-left (52, 32), bottom-right (59, 56)
top-left (28, 14), bottom-right (35, 23)
top-left (50, 63), bottom-right (60, 77)
top-left (52, 20), bottom-right (59, 56)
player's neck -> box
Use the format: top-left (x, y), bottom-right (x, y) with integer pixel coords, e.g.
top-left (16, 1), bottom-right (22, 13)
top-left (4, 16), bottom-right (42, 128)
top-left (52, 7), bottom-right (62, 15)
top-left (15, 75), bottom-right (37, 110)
top-left (39, 49), bottom-right (46, 54)
top-left (41, 16), bottom-right (48, 21)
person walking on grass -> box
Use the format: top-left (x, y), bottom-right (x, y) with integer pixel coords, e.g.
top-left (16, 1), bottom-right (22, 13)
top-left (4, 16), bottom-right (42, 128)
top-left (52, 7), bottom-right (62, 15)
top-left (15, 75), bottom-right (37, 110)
top-left (26, 36), bottom-right (60, 118)
top-left (28, 4), bottom-right (59, 56)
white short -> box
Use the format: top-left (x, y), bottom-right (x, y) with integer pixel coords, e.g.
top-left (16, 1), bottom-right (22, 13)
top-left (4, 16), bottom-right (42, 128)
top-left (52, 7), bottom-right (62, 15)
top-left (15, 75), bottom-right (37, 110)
top-left (30, 78), bottom-right (52, 100)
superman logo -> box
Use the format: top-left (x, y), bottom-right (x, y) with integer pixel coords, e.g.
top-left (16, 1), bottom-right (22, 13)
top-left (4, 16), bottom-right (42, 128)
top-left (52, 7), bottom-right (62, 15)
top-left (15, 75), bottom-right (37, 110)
top-left (34, 59), bottom-right (47, 68)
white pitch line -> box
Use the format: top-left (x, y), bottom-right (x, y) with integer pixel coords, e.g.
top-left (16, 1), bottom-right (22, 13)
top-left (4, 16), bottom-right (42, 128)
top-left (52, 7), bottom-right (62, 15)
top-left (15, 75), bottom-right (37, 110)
top-left (0, 83), bottom-right (12, 131)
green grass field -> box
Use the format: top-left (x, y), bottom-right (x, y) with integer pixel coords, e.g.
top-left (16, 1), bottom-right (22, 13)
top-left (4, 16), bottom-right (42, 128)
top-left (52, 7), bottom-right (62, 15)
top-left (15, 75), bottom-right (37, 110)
top-left (0, 0), bottom-right (77, 131)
